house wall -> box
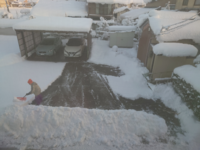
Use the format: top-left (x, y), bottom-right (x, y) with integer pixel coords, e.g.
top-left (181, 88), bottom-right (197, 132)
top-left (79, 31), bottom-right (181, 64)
top-left (137, 21), bottom-right (153, 64)
top-left (88, 3), bottom-right (134, 20)
top-left (0, 0), bottom-right (6, 7)
top-left (175, 0), bottom-right (200, 10)
top-left (150, 55), bottom-right (195, 79)
top-left (146, 0), bottom-right (176, 8)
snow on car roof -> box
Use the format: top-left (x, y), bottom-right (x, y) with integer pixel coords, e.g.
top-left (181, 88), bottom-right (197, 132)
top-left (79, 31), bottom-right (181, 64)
top-left (13, 17), bottom-right (93, 33)
top-left (148, 10), bottom-right (200, 44)
top-left (31, 1), bottom-right (88, 17)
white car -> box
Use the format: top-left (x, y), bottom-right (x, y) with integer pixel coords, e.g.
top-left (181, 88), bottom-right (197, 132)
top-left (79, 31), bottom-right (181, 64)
top-left (64, 38), bottom-right (85, 57)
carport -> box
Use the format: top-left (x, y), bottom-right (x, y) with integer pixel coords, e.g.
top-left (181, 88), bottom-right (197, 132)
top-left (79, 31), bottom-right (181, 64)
top-left (13, 17), bottom-right (93, 59)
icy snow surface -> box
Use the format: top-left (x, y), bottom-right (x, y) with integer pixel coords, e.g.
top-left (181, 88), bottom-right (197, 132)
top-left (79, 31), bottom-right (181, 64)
top-left (87, 0), bottom-right (151, 5)
top-left (148, 10), bottom-right (200, 44)
top-left (152, 43), bottom-right (198, 57)
top-left (31, 1), bottom-right (88, 17)
top-left (0, 105), bottom-right (167, 150)
top-left (13, 17), bottom-right (93, 33)
top-left (173, 65), bottom-right (200, 92)
top-left (88, 39), bottom-right (152, 100)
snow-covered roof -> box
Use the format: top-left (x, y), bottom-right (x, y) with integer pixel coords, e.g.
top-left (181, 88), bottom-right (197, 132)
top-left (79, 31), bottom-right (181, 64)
top-left (152, 43), bottom-right (198, 57)
top-left (113, 6), bottom-right (130, 14)
top-left (194, 54), bottom-right (200, 64)
top-left (87, 0), bottom-right (151, 5)
top-left (31, 1), bottom-right (87, 17)
top-left (120, 8), bottom-right (154, 20)
top-left (13, 17), bottom-right (93, 33)
top-left (108, 26), bottom-right (136, 31)
top-left (173, 65), bottom-right (200, 92)
top-left (148, 10), bottom-right (200, 44)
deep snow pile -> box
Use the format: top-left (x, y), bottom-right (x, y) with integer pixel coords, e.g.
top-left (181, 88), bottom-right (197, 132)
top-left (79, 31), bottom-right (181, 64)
top-left (88, 39), bottom-right (152, 100)
top-left (173, 65), bottom-right (200, 92)
top-left (152, 43), bottom-right (198, 57)
top-left (0, 105), bottom-right (167, 150)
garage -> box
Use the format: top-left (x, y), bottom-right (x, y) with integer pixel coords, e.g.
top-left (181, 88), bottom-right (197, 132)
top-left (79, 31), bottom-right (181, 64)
top-left (13, 16), bottom-right (93, 61)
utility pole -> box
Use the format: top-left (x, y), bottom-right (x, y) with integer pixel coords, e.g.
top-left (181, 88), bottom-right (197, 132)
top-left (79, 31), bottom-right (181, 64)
top-left (5, 0), bottom-right (10, 13)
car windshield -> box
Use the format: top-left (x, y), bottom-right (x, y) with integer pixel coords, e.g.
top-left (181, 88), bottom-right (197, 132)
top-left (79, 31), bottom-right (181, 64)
top-left (41, 38), bottom-right (55, 45)
top-left (67, 39), bottom-right (82, 46)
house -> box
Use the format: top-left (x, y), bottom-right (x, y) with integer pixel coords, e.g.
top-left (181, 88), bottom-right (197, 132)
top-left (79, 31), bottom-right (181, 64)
top-left (146, 0), bottom-right (176, 10)
top-left (31, 0), bottom-right (88, 18)
top-left (175, 0), bottom-right (200, 10)
top-left (137, 10), bottom-right (200, 80)
top-left (0, 0), bottom-right (7, 7)
top-left (113, 6), bottom-right (130, 20)
top-left (87, 0), bottom-right (147, 20)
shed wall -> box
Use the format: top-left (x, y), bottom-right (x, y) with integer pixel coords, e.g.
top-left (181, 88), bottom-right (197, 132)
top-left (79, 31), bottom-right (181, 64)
top-left (109, 31), bottom-right (135, 48)
top-left (151, 55), bottom-right (195, 79)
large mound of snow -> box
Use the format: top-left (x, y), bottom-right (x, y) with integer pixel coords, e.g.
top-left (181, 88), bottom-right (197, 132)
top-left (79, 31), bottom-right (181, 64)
top-left (31, 1), bottom-right (88, 17)
top-left (87, 0), bottom-right (151, 5)
top-left (13, 17), bottom-right (93, 33)
top-left (148, 10), bottom-right (200, 44)
top-left (173, 65), bottom-right (200, 92)
top-left (152, 43), bottom-right (198, 57)
top-left (0, 105), bottom-right (167, 150)
top-left (120, 8), bottom-right (154, 20)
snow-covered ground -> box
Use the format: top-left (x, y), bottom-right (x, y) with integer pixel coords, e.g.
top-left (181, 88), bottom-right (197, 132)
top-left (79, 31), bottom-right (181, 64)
top-left (0, 8), bottom-right (31, 28)
top-left (0, 36), bottom-right (200, 150)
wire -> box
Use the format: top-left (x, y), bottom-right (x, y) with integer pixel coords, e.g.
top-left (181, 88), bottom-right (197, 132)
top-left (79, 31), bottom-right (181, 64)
top-left (159, 12), bottom-right (200, 35)
top-left (159, 18), bottom-right (200, 35)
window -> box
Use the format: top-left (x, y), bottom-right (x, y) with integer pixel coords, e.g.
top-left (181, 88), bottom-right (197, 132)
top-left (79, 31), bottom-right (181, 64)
top-left (194, 0), bottom-right (200, 5)
top-left (182, 0), bottom-right (188, 6)
top-left (96, 4), bottom-right (112, 15)
top-left (170, 4), bottom-right (175, 10)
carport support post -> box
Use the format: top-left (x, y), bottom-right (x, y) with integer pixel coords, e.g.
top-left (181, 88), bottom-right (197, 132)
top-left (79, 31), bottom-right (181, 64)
top-left (32, 31), bottom-right (36, 48)
top-left (21, 31), bottom-right (28, 58)
top-left (87, 32), bottom-right (92, 58)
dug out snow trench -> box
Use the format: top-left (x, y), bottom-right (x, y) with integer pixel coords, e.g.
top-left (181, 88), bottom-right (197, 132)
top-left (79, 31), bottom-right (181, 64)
top-left (41, 62), bottom-right (183, 136)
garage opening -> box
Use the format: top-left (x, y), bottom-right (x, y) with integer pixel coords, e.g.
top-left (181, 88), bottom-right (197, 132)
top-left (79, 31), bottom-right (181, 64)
top-left (13, 17), bottom-right (93, 60)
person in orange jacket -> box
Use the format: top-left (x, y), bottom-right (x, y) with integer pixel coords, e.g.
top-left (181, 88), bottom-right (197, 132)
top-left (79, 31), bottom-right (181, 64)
top-left (26, 79), bottom-right (42, 105)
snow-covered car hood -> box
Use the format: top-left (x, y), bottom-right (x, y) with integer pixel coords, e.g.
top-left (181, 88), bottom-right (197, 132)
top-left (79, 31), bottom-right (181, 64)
top-left (36, 45), bottom-right (56, 52)
top-left (64, 46), bottom-right (82, 52)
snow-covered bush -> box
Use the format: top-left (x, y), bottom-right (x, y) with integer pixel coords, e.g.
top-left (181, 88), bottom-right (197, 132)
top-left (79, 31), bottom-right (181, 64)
top-left (121, 18), bottom-right (136, 26)
top-left (112, 45), bottom-right (118, 52)
top-left (101, 31), bottom-right (109, 40)
top-left (90, 29), bottom-right (96, 38)
top-left (20, 9), bottom-right (31, 16)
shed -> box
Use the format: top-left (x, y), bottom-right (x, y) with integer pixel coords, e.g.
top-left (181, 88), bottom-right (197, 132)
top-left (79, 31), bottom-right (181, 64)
top-left (13, 17), bottom-right (93, 59)
top-left (108, 26), bottom-right (136, 48)
top-left (137, 10), bottom-right (200, 80)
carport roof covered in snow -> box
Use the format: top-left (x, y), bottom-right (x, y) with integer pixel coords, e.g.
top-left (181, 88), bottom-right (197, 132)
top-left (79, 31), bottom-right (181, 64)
top-left (13, 17), bottom-right (93, 33)
top-left (13, 17), bottom-right (93, 57)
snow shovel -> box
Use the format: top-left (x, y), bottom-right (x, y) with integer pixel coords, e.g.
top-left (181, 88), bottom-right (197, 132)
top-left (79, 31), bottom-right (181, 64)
top-left (16, 95), bottom-right (27, 101)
